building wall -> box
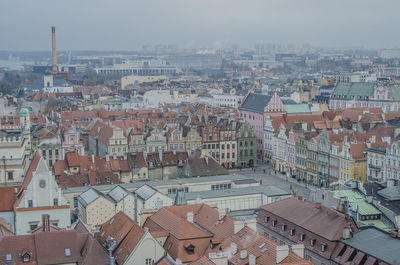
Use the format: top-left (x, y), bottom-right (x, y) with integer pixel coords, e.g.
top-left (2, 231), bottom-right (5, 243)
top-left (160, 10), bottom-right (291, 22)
top-left (240, 110), bottom-right (264, 158)
top-left (15, 207), bottom-right (70, 235)
top-left (83, 197), bottom-right (115, 227)
top-left (115, 194), bottom-right (135, 221)
top-left (125, 232), bottom-right (165, 265)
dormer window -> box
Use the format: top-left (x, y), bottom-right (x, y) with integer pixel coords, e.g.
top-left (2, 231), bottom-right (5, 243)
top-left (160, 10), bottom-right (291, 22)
top-left (281, 224), bottom-right (286, 231)
top-left (272, 219), bottom-right (277, 227)
top-left (290, 228), bottom-right (295, 236)
top-left (264, 216), bottom-right (269, 223)
top-left (300, 232), bottom-right (305, 241)
top-left (321, 243), bottom-right (327, 252)
top-left (310, 238), bottom-right (316, 247)
top-left (6, 254), bottom-right (12, 262)
top-left (65, 248), bottom-right (71, 257)
top-left (22, 252), bottom-right (31, 263)
top-left (184, 243), bottom-right (195, 255)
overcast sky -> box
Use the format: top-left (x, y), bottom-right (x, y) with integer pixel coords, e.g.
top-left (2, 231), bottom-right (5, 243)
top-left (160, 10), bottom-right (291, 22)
top-left (1, 0), bottom-right (400, 51)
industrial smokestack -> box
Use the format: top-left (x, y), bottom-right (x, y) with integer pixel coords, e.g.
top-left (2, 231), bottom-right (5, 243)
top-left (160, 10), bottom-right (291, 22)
top-left (52, 26), bottom-right (57, 72)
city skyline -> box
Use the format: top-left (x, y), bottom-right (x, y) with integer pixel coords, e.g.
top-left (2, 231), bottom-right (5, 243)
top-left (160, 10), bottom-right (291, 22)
top-left (1, 0), bottom-right (400, 51)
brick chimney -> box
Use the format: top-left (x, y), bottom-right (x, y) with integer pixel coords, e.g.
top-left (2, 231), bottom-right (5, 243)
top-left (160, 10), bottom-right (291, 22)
top-left (316, 202), bottom-right (321, 209)
top-left (42, 214), bottom-right (50, 232)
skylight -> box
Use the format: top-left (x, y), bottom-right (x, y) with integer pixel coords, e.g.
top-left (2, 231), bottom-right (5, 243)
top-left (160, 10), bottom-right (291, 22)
top-left (261, 248), bottom-right (268, 254)
top-left (258, 242), bottom-right (266, 249)
top-left (65, 248), bottom-right (71, 257)
top-left (6, 254), bottom-right (12, 261)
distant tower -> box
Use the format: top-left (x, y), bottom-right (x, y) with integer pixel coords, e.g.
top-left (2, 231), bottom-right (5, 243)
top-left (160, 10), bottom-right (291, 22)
top-left (51, 26), bottom-right (57, 72)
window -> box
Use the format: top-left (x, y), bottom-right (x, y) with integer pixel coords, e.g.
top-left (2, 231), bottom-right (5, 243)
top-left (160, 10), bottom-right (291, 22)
top-left (55, 149), bottom-right (59, 156)
top-left (28, 200), bottom-right (33, 208)
top-left (145, 258), bottom-right (153, 265)
top-left (30, 224), bottom-right (38, 230)
top-left (7, 171), bottom-right (13, 180)
top-left (321, 243), bottom-right (327, 252)
top-left (6, 254), bottom-right (12, 262)
top-left (49, 150), bottom-right (52, 156)
top-left (290, 228), bottom-right (295, 236)
top-left (300, 232), bottom-right (305, 241)
top-left (232, 144), bottom-right (235, 149)
top-left (73, 196), bottom-right (78, 207)
top-left (22, 253), bottom-right (30, 263)
top-left (264, 216), bottom-right (269, 223)
top-left (272, 219), bottom-right (277, 227)
top-left (65, 248), bottom-right (71, 257)
top-left (53, 198), bottom-right (58, 206)
top-left (310, 238), bottom-right (316, 246)
top-left (281, 224), bottom-right (286, 231)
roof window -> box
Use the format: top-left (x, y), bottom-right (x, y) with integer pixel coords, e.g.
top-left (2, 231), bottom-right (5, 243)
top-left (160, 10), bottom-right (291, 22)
top-left (65, 248), bottom-right (71, 257)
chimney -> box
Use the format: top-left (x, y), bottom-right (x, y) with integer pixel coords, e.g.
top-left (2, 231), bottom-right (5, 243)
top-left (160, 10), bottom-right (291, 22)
top-left (291, 244), bottom-right (304, 258)
top-left (186, 211), bottom-right (194, 223)
top-left (366, 195), bottom-right (373, 204)
top-left (316, 202), bottom-right (321, 209)
top-left (342, 227), bottom-right (351, 239)
top-left (240, 250), bottom-right (247, 260)
top-left (218, 208), bottom-right (225, 221)
top-left (276, 245), bottom-right (289, 264)
top-left (14, 187), bottom-right (18, 202)
top-left (249, 254), bottom-right (256, 265)
top-left (234, 220), bottom-right (245, 234)
top-left (230, 242), bottom-right (237, 255)
top-left (91, 154), bottom-right (95, 164)
top-left (51, 27), bottom-right (57, 72)
top-left (42, 214), bottom-right (50, 232)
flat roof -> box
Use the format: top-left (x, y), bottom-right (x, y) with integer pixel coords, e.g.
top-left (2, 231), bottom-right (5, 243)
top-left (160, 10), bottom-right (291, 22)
top-left (63, 174), bottom-right (256, 194)
top-left (181, 185), bottom-right (290, 201)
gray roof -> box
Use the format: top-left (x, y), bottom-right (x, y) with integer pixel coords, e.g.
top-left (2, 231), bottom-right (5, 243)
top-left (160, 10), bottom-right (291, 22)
top-left (134, 184), bottom-right (157, 200)
top-left (181, 185), bottom-right (290, 201)
top-left (107, 185), bottom-right (130, 203)
top-left (377, 185), bottom-right (400, 201)
top-left (232, 179), bottom-right (259, 185)
top-left (239, 93), bottom-right (271, 114)
top-left (78, 188), bottom-right (103, 207)
top-left (63, 174), bottom-right (254, 194)
top-left (341, 227), bottom-right (400, 264)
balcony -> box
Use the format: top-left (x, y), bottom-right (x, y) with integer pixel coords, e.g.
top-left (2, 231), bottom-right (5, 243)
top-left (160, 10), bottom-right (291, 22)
top-left (368, 163), bottom-right (382, 170)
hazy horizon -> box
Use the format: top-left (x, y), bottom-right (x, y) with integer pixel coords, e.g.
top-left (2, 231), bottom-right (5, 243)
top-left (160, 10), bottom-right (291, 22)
top-left (2, 0), bottom-right (400, 51)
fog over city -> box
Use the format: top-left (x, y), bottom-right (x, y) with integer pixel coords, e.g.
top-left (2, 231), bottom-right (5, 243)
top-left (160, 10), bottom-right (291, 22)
top-left (2, 0), bottom-right (400, 51)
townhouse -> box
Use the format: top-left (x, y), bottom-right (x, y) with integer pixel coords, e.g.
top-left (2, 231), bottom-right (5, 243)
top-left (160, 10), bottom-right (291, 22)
top-left (257, 198), bottom-right (358, 265)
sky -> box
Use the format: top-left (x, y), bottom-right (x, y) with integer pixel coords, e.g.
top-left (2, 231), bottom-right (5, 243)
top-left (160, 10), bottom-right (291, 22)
top-left (1, 0), bottom-right (400, 51)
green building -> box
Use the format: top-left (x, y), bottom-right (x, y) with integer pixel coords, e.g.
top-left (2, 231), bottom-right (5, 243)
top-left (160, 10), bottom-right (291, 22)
top-left (237, 122), bottom-right (257, 168)
top-left (317, 132), bottom-right (330, 187)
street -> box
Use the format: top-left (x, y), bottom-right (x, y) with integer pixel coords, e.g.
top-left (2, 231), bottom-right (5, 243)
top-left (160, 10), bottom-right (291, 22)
top-left (230, 162), bottom-right (317, 200)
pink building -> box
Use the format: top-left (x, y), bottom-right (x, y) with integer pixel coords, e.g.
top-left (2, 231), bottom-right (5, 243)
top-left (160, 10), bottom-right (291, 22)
top-left (239, 93), bottom-right (271, 159)
top-left (61, 127), bottom-right (84, 158)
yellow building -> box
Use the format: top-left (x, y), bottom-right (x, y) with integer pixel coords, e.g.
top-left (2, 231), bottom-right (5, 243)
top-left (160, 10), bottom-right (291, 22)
top-left (184, 127), bottom-right (202, 153)
top-left (339, 142), bottom-right (367, 183)
top-left (78, 188), bottom-right (116, 227)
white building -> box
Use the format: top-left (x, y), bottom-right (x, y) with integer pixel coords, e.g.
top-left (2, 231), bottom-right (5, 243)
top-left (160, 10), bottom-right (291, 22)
top-left (43, 74), bottom-right (74, 93)
top-left (14, 152), bottom-right (71, 235)
top-left (0, 108), bottom-right (32, 185)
